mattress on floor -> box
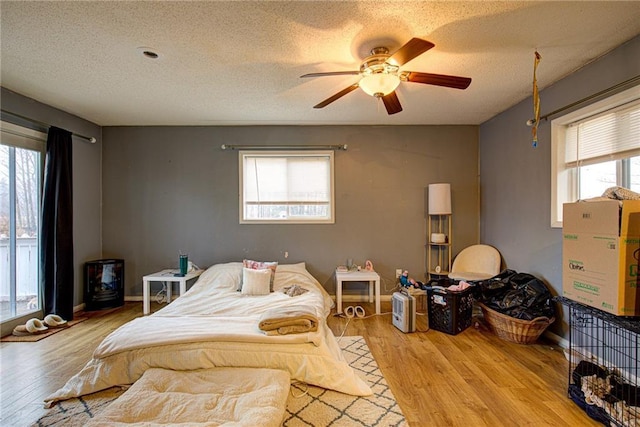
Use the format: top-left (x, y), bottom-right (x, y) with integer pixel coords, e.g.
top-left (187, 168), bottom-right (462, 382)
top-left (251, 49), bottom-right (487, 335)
top-left (85, 367), bottom-right (291, 427)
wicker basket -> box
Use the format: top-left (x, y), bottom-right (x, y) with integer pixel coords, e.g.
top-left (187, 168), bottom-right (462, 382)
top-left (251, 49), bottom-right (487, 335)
top-left (478, 302), bottom-right (555, 344)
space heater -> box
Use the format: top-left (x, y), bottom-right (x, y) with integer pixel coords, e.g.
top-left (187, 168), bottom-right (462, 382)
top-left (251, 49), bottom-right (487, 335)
top-left (392, 291), bottom-right (416, 333)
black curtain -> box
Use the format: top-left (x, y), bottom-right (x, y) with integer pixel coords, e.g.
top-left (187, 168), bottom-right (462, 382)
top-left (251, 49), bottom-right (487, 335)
top-left (42, 126), bottom-right (74, 320)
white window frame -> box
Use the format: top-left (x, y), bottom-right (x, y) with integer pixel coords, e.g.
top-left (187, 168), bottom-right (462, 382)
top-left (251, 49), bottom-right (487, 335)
top-left (239, 150), bottom-right (335, 224)
top-left (551, 86), bottom-right (640, 228)
top-left (1, 120), bottom-right (46, 325)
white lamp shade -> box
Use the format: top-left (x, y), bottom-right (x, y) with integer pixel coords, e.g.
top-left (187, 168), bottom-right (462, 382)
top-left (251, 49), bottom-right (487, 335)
top-left (359, 73), bottom-right (400, 97)
top-left (428, 183), bottom-right (451, 214)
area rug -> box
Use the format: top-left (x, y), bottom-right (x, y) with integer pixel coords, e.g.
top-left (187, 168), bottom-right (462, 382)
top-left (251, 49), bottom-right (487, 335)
top-left (283, 336), bottom-right (406, 426)
top-left (31, 336), bottom-right (406, 427)
top-left (1, 318), bottom-right (88, 342)
top-left (2, 307), bottom-right (122, 343)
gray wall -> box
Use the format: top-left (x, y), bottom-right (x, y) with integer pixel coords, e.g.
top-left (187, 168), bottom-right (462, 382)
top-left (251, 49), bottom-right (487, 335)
top-left (0, 87), bottom-right (103, 310)
top-left (102, 125), bottom-right (479, 297)
top-left (479, 35), bottom-right (640, 337)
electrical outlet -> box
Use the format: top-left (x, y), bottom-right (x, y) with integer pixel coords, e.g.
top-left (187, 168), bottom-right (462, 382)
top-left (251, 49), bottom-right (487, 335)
top-left (395, 269), bottom-right (403, 278)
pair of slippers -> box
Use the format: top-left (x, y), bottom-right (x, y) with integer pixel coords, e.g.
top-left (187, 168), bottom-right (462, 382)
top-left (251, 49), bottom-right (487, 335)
top-left (12, 314), bottom-right (68, 336)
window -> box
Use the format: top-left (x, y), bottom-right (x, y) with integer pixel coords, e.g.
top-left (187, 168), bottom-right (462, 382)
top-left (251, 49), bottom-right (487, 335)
top-left (551, 87), bottom-right (640, 227)
top-left (1, 121), bottom-right (45, 321)
top-left (239, 150), bottom-right (335, 224)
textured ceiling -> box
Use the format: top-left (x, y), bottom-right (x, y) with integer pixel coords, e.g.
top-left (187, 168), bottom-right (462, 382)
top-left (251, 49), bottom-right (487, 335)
top-left (1, 1), bottom-right (639, 126)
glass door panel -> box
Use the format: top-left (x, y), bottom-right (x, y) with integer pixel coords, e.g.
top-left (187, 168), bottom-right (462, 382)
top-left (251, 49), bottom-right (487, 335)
top-left (1, 142), bottom-right (42, 320)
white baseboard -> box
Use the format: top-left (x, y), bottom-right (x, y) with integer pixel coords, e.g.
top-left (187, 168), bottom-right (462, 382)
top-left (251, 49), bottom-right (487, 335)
top-left (335, 294), bottom-right (393, 303)
top-left (543, 329), bottom-right (568, 349)
top-left (125, 295), bottom-right (395, 303)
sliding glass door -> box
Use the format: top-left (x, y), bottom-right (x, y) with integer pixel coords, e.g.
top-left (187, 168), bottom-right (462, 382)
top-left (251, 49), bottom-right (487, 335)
top-left (0, 121), bottom-right (45, 322)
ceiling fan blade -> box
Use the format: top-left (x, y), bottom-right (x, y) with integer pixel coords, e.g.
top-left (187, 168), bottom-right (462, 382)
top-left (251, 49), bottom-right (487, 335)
top-left (382, 92), bottom-right (403, 115)
top-left (301, 71), bottom-right (359, 78)
top-left (313, 83), bottom-right (360, 108)
top-left (388, 38), bottom-right (435, 66)
top-left (404, 72), bottom-right (471, 89)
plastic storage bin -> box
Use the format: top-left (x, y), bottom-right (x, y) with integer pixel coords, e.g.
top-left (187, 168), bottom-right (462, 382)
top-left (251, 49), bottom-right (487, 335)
top-left (427, 286), bottom-right (474, 335)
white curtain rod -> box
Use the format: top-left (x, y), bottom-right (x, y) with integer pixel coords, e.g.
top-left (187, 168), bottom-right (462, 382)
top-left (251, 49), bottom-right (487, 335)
top-left (1, 109), bottom-right (97, 143)
top-left (221, 144), bottom-right (348, 151)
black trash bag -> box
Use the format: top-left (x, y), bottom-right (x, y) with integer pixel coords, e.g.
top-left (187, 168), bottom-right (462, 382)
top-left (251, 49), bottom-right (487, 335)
top-left (478, 270), bottom-right (556, 320)
top-left (475, 269), bottom-right (516, 301)
top-left (497, 288), bottom-right (526, 310)
top-left (511, 273), bottom-right (551, 308)
top-left (477, 270), bottom-right (518, 308)
top-left (505, 273), bottom-right (555, 320)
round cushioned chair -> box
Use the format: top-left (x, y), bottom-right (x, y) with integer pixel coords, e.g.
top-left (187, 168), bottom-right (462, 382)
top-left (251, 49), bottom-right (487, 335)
top-left (448, 244), bottom-right (501, 281)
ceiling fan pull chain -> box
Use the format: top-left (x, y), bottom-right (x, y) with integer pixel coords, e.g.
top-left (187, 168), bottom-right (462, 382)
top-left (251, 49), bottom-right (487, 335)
top-left (531, 51), bottom-right (542, 148)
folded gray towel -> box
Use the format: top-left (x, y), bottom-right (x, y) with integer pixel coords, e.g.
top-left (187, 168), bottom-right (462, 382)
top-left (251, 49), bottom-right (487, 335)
top-left (282, 284), bottom-right (309, 297)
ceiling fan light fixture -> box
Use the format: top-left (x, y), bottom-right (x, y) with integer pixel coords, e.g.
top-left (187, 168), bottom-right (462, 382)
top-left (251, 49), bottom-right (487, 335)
top-left (303, 38), bottom-right (470, 114)
top-left (359, 73), bottom-right (400, 97)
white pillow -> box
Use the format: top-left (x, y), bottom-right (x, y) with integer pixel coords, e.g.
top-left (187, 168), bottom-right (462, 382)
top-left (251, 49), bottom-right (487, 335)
top-left (241, 267), bottom-right (271, 296)
top-left (239, 259), bottom-right (278, 291)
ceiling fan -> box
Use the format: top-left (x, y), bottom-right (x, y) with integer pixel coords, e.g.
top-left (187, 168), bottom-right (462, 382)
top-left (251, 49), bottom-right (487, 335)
top-left (301, 38), bottom-right (471, 115)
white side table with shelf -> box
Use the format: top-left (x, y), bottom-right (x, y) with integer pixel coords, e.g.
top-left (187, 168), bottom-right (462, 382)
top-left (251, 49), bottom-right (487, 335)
top-left (335, 270), bottom-right (381, 315)
top-left (142, 269), bottom-right (203, 315)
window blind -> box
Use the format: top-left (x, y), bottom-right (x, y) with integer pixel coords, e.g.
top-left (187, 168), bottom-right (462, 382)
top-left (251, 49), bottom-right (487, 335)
top-left (243, 154), bottom-right (330, 204)
top-left (564, 100), bottom-right (640, 166)
top-left (240, 150), bottom-right (334, 223)
top-left (1, 121), bottom-right (46, 150)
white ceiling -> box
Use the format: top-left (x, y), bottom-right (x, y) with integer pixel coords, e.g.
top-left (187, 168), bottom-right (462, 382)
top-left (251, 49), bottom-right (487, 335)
top-left (1, 1), bottom-right (639, 126)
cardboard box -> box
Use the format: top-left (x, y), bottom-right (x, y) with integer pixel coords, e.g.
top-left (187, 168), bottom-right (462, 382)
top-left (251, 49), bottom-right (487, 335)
top-left (562, 200), bottom-right (640, 316)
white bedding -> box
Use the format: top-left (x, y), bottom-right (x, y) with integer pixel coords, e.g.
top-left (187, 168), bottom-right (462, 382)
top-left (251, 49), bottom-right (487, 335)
top-left (45, 262), bottom-right (371, 407)
top-left (85, 367), bottom-right (291, 427)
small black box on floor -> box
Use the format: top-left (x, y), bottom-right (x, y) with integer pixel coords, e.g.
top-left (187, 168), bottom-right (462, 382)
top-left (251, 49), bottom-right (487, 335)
top-left (84, 259), bottom-right (125, 311)
top-left (427, 286), bottom-right (474, 335)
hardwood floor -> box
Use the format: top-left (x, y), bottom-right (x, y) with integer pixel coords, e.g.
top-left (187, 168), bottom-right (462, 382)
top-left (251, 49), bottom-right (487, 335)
top-left (0, 301), bottom-right (598, 426)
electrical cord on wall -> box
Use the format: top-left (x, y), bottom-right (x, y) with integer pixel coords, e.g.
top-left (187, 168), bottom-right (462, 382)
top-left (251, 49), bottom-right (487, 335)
top-left (382, 276), bottom-right (402, 293)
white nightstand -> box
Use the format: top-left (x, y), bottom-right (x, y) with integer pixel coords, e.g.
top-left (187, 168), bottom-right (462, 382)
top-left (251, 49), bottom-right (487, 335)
top-left (142, 269), bottom-right (203, 315)
top-left (335, 269), bottom-right (381, 315)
